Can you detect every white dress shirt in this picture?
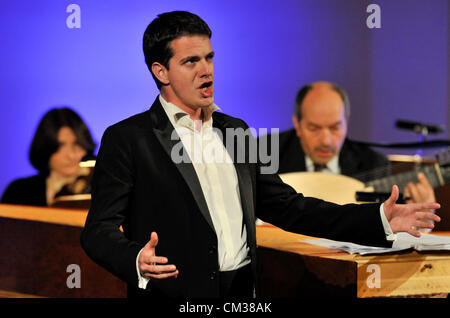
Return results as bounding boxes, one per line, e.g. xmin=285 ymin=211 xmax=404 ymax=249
xmin=305 ymin=155 xmax=340 ymax=174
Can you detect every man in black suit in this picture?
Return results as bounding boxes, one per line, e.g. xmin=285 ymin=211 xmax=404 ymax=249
xmin=80 ymin=11 xmax=440 ymax=299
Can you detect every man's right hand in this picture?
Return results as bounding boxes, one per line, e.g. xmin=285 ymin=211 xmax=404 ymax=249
xmin=138 ymin=232 xmax=179 ymax=279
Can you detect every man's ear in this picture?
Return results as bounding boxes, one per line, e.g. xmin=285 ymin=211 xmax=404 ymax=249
xmin=292 ymin=115 xmax=302 ymax=138
xmin=151 ymin=62 xmax=170 ymax=86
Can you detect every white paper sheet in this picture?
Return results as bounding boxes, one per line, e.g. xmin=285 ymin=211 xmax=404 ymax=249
xmin=303 ymin=233 xmax=450 ymax=255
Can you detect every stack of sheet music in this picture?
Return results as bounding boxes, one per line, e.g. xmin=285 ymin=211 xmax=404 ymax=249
xmin=303 ymin=233 xmax=450 ymax=255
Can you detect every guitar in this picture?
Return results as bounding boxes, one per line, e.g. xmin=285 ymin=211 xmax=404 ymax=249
xmin=279 ymin=151 xmax=450 ymax=205
xmin=364 ymin=160 xmax=450 ymax=193
xmin=279 ymin=172 xmax=366 ymax=204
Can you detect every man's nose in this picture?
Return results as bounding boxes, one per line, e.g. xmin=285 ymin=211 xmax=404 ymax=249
xmin=318 ymin=129 xmax=332 ymax=145
xmin=199 ymin=59 xmax=213 ymax=78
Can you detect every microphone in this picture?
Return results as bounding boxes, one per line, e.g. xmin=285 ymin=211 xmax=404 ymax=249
xmin=395 ymin=119 xmax=444 ymax=135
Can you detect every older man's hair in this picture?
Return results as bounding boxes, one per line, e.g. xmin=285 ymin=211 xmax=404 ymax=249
xmin=294 ymin=82 xmax=351 ymax=122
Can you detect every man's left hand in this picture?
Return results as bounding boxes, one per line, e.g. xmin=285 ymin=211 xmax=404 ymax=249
xmin=383 ymin=185 xmax=441 ymax=237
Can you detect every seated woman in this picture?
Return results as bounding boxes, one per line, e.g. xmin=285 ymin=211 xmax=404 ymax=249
xmin=1 ymin=107 xmax=96 ymax=206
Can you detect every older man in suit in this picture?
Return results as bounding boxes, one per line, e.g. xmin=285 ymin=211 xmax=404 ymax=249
xmin=80 ymin=11 xmax=440 ymax=299
xmin=260 ymin=81 xmax=436 ymax=205
xmin=268 ymin=82 xmax=389 ymax=180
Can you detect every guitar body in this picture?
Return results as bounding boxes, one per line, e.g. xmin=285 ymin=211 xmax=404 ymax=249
xmin=279 ymin=172 xmax=370 ymax=204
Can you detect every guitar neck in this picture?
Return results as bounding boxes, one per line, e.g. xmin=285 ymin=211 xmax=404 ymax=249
xmin=364 ymin=164 xmax=449 ymax=193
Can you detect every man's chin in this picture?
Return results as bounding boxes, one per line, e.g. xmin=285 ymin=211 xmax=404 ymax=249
xmin=312 ymin=155 xmax=333 ymax=165
xmin=199 ymin=96 xmax=214 ymax=107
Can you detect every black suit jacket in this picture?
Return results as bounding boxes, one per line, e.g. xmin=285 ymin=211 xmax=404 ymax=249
xmin=81 ymin=98 xmax=390 ymax=298
xmin=261 ymin=128 xmax=390 ymax=181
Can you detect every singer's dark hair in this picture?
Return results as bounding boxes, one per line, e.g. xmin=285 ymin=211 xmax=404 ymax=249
xmin=142 ymin=11 xmax=212 ymax=89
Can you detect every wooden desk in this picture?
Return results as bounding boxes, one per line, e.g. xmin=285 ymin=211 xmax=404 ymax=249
xmin=256 ymin=226 xmax=450 ymax=298
xmin=0 ymin=204 xmax=126 ymax=298
xmin=2 ymin=203 xmax=449 ymax=298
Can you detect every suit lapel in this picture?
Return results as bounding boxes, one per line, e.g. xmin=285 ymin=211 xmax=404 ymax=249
xmin=339 ymin=139 xmax=359 ymax=176
xmin=149 ymin=99 xmax=216 ymax=233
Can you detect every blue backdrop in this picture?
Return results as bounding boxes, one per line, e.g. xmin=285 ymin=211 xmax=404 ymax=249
xmin=0 ymin=0 xmax=448 ymax=195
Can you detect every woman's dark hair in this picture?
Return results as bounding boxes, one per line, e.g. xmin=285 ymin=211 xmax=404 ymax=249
xmin=142 ymin=11 xmax=212 ymax=89
xmin=29 ymin=107 xmax=96 ymax=175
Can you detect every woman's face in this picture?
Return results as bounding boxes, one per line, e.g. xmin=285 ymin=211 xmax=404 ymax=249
xmin=49 ymin=126 xmax=86 ymax=177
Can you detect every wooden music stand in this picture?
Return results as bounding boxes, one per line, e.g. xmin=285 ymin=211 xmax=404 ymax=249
xmin=51 ymin=194 xmax=92 ymax=210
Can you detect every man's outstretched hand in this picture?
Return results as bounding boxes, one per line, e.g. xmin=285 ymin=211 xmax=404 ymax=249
xmin=383 ymin=185 xmax=441 ymax=237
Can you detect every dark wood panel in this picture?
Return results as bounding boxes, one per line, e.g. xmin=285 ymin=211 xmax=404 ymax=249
xmin=257 ymin=247 xmax=356 ymax=298
xmin=0 ymin=217 xmax=126 ymax=298
xmin=434 ymin=184 xmax=450 ymax=231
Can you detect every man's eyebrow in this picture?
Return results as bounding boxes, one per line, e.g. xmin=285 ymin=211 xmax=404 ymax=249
xmin=180 ymin=55 xmax=200 ymax=64
xmin=179 ymin=51 xmax=215 ymax=64
xmin=329 ymin=120 xmax=343 ymax=127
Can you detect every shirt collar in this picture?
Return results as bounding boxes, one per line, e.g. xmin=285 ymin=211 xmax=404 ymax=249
xmin=159 ymin=95 xmax=220 ymax=130
xmin=305 ymin=154 xmax=341 ymax=174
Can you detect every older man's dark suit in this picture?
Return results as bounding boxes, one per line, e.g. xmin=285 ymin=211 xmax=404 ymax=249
xmin=81 ymin=98 xmax=390 ymax=298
